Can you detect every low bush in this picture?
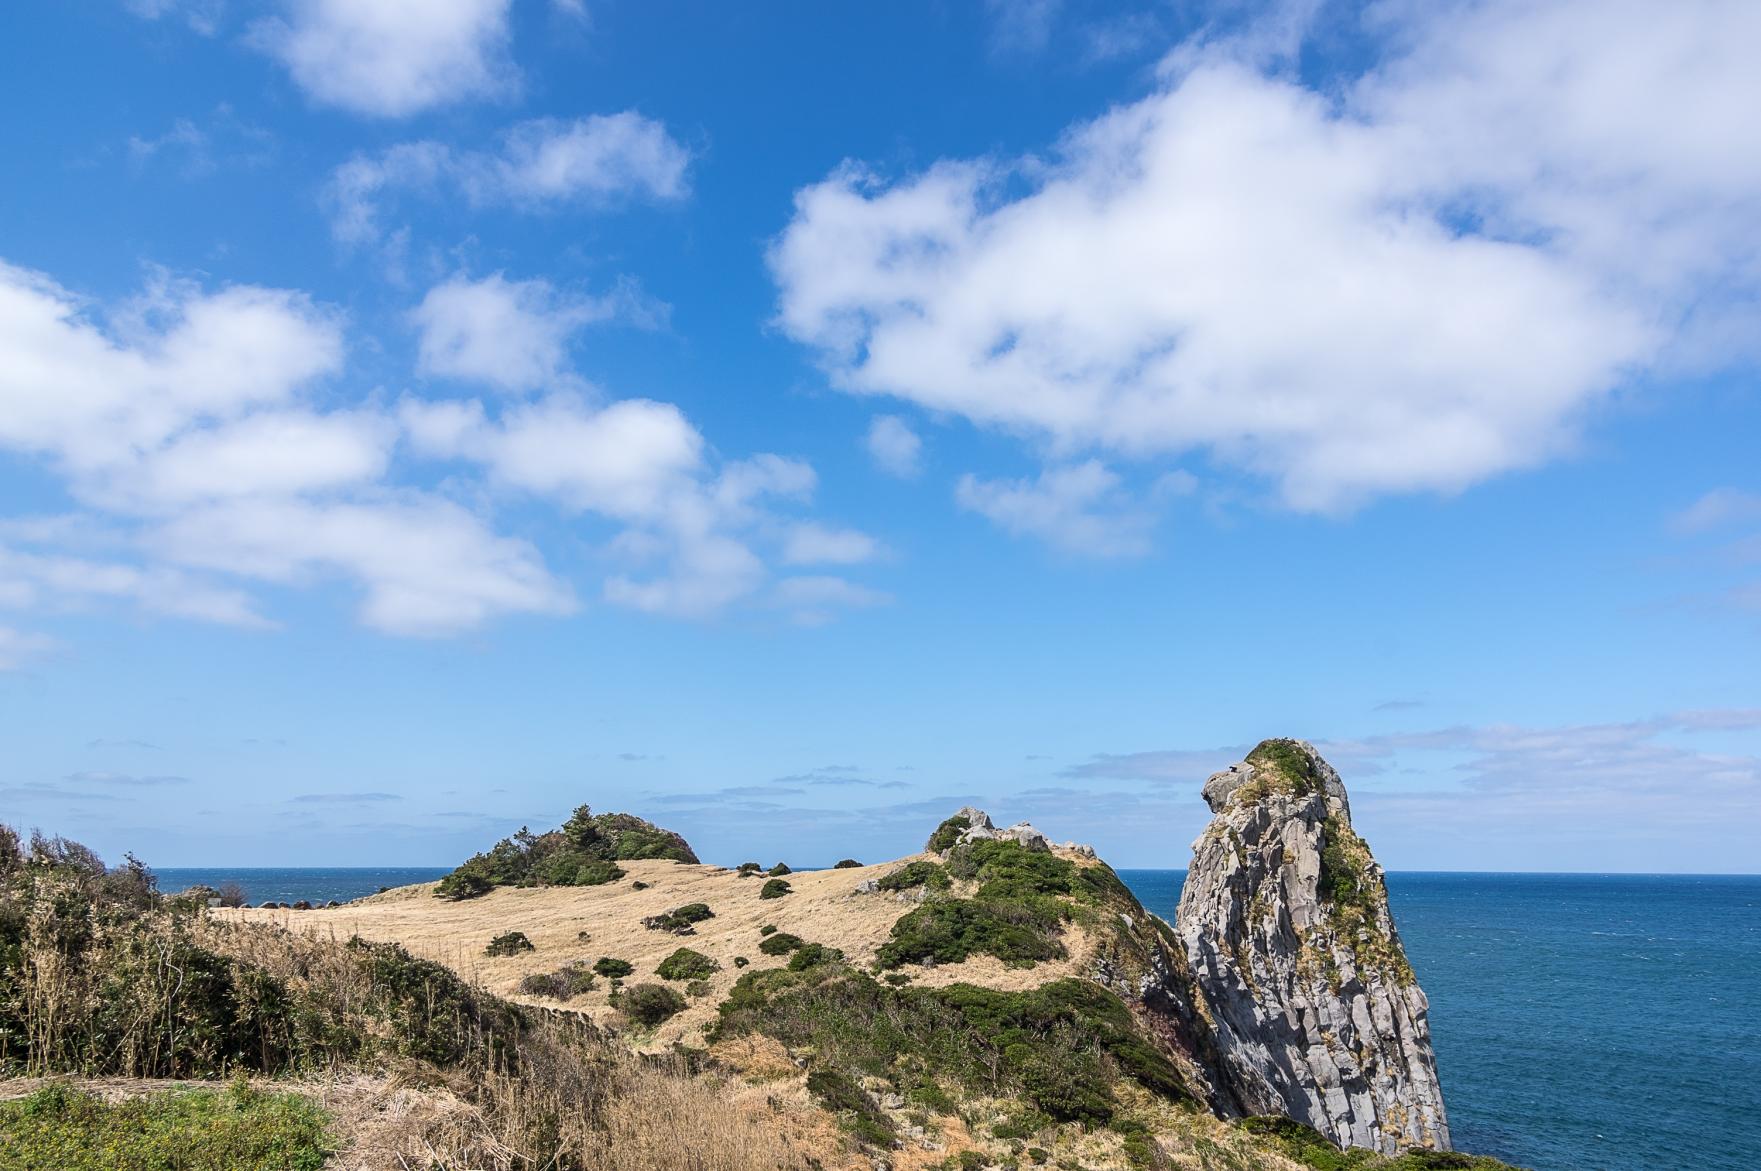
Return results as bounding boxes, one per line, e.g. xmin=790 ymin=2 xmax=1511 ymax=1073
xmin=759 ymin=932 xmax=804 ymax=955
xmin=434 ymin=805 xmax=694 ymax=900
xmin=805 ymin=1068 xmax=895 ymax=1148
xmin=925 ymin=814 xmax=972 ymax=853
xmin=617 ymin=983 xmax=687 ymax=1028
xmin=655 ymin=948 xmax=719 ymax=981
xmin=876 ymin=899 xmax=1064 ymax=969
xmin=767 ymin=863 xmax=792 ymax=876
xmin=786 ymin=943 xmax=843 ymax=971
xmin=833 ymin=859 xmax=862 ymax=869
xmin=759 ymin=879 xmax=792 ymax=900
xmin=485 ymin=931 xmax=535 ymax=957
xmin=592 ymin=956 xmax=634 ymax=979
xmin=877 ymin=860 xmax=951 ymax=893
xmin=644 ymin=902 xmax=715 ymax=932
xmin=0 ymin=1081 xmax=333 ymax=1171
xmin=519 ymin=962 xmax=598 ymax=1001
xmin=759 ymin=924 xmax=778 ymax=935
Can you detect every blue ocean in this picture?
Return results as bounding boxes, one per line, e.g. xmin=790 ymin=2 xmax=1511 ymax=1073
xmin=158 ymin=866 xmax=1761 ymax=1171
xmin=1118 ymin=870 xmax=1761 ymax=1171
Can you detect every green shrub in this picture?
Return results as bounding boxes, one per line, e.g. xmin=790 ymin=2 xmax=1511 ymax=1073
xmin=834 ymin=859 xmax=862 ymax=869
xmin=759 ymin=932 xmax=804 ymax=955
xmin=433 ymin=806 xmax=696 ymax=900
xmin=806 ymin=1068 xmax=895 ymax=1148
xmin=787 ymin=943 xmax=844 ymax=971
xmin=876 ymin=899 xmax=1064 ymax=969
xmin=0 ymin=1082 xmax=333 ymax=1171
xmin=645 ymin=902 xmax=717 ymax=932
xmin=518 ymin=962 xmax=597 ymax=1001
xmin=737 ymin=862 xmax=761 ymax=874
xmin=593 ymin=956 xmax=634 ymax=979
xmin=618 ymin=983 xmax=687 ymax=1028
xmin=485 ymin=931 xmax=535 ymax=957
xmin=878 ymin=860 xmax=951 ymax=893
xmin=759 ymin=879 xmax=792 ymax=900
xmin=767 ymin=863 xmax=792 ymax=876
xmin=759 ymin=924 xmax=778 ymax=935
xmin=685 ymin=979 xmax=712 ymax=998
xmin=656 ymin=947 xmax=720 ymax=981
xmin=925 ymin=814 xmax=972 ymax=853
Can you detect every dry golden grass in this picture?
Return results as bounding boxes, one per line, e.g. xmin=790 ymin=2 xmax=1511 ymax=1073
xmin=220 ymin=851 xmax=1098 ymax=1049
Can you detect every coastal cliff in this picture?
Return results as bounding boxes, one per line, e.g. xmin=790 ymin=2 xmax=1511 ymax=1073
xmin=1174 ymin=739 xmax=1451 ymax=1154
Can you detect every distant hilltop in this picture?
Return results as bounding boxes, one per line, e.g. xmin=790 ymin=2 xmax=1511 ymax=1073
xmin=212 ymin=737 xmax=1500 ymax=1169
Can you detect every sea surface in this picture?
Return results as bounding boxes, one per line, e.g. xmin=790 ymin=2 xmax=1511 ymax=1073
xmin=157 ymin=866 xmax=1761 ymax=1171
xmin=1118 ymin=870 xmax=1761 ymax=1171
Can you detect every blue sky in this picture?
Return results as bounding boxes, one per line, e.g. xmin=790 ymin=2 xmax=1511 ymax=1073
xmin=2 ymin=0 xmax=1757 ymax=873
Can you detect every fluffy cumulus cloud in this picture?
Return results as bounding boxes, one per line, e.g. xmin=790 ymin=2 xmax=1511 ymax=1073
xmin=773 ymin=0 xmax=1761 ymax=524
xmin=0 ymin=259 xmax=573 ymax=636
xmin=250 ymin=0 xmax=517 ymax=118
xmin=325 ymin=113 xmax=691 ymax=244
xmin=401 ymin=393 xmax=882 ymax=620
xmin=864 ymin=415 xmax=922 ymax=478
xmin=956 ymin=462 xmax=1153 ymax=557
xmin=409 ymin=272 xmax=660 ymax=393
xmin=0 ymin=260 xmax=882 ymax=640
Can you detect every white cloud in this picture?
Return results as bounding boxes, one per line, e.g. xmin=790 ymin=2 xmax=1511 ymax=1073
xmin=956 ymin=461 xmax=1153 ymax=557
xmin=1672 ymin=488 xmax=1761 ymax=535
xmin=773 ymin=1 xmax=1761 ymax=515
xmin=410 ymin=273 xmax=645 ymax=392
xmin=774 ymin=575 xmax=892 ymax=625
xmin=402 ymin=395 xmax=879 ymax=620
xmin=0 ymin=261 xmax=344 ymax=479
xmin=782 ymin=523 xmax=884 ymax=566
xmin=125 ymin=0 xmax=224 ymax=36
xmin=864 ymin=414 xmax=922 ymax=478
xmin=0 ymin=625 xmax=56 ymax=671
xmin=152 ymin=496 xmax=573 ymax=636
xmin=0 ymin=259 xmax=572 ymax=636
xmin=325 ymin=113 xmax=690 ymax=244
xmin=250 ymin=0 xmax=517 ymax=118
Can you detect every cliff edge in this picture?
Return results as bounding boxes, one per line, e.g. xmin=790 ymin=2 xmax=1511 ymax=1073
xmin=1175 ymin=739 xmax=1450 ymax=1155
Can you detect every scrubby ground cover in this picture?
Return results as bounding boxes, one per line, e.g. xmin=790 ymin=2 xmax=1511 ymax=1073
xmin=0 ymin=1081 xmax=331 ymax=1171
xmin=435 ymin=806 xmax=697 ymax=900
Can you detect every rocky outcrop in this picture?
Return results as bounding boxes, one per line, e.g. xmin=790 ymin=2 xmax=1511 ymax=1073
xmin=932 ymin=806 xmax=1053 ymax=853
xmin=1174 ymin=739 xmax=1449 ymax=1155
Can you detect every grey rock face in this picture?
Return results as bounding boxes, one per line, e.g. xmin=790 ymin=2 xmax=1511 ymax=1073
xmin=1175 ymin=740 xmax=1449 ymax=1155
xmin=942 ymin=808 xmax=1052 ymax=852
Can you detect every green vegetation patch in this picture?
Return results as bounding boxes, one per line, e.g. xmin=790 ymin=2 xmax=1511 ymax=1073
xmin=758 ymin=932 xmax=804 ymax=956
xmin=1232 ymin=739 xmax=1330 ymax=805
xmin=1237 ymin=1117 xmax=1521 ymax=1171
xmin=485 ymin=931 xmax=535 ymax=957
xmin=759 ymin=878 xmax=793 ymax=900
xmin=876 ymin=840 xmax=1145 ymax=971
xmin=655 ymin=947 xmax=720 ymax=981
xmin=592 ymin=956 xmax=634 ymax=979
xmin=806 ymin=1068 xmax=895 ymax=1148
xmin=833 ymin=859 xmax=862 ymax=869
xmin=877 ymin=860 xmax=951 ymax=893
xmin=0 ymin=1081 xmax=332 ymax=1171
xmin=767 ymin=863 xmax=793 ymax=876
xmin=435 ymin=804 xmax=696 ymax=900
xmin=617 ymin=982 xmax=687 ymax=1028
xmin=925 ymin=814 xmax=972 ymax=853
xmin=1314 ymin=816 xmax=1412 ymax=985
xmin=645 ymin=902 xmax=716 ymax=932
xmin=786 ymin=942 xmax=844 ymax=971
xmin=711 ymin=961 xmax=1190 ymax=1127
xmin=877 ymin=897 xmax=1066 ymax=969
xmin=518 ymin=962 xmax=597 ymax=1001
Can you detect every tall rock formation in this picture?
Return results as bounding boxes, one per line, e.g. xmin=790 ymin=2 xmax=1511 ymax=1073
xmin=1174 ymin=739 xmax=1450 ymax=1155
